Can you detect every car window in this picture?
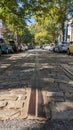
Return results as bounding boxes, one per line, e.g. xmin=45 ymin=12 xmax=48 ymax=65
xmin=0 ymin=38 xmax=5 ymax=43
xmin=62 ymin=42 xmax=68 ymax=44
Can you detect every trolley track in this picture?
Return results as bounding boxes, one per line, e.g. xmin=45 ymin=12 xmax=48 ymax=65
xmin=41 ymin=52 xmax=73 ymax=81
xmin=0 ymin=51 xmax=73 ymax=121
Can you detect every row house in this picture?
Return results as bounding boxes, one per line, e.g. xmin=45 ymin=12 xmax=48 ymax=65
xmin=67 ymin=19 xmax=73 ymax=42
xmin=58 ymin=18 xmax=73 ymax=42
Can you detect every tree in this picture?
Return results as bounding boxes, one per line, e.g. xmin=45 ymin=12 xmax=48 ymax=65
xmin=0 ymin=0 xmax=28 ymax=39
xmin=0 ymin=0 xmax=73 ymax=42
xmin=29 ymin=0 xmax=73 ymax=41
xmin=21 ymin=27 xmax=34 ymax=44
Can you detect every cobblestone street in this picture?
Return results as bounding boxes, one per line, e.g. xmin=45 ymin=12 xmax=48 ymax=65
xmin=0 ymin=49 xmax=73 ymax=130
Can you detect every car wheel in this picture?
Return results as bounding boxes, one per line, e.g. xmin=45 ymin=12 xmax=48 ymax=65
xmin=6 ymin=49 xmax=8 ymax=54
xmin=12 ymin=49 xmax=14 ymax=53
xmin=67 ymin=49 xmax=70 ymax=55
xmin=58 ymin=47 xmax=61 ymax=53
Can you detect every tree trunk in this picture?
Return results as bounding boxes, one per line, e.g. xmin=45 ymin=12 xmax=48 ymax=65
xmin=61 ymin=22 xmax=64 ymax=41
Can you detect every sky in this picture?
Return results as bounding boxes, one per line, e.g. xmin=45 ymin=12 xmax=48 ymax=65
xmin=18 ymin=2 xmax=35 ymax=26
xmin=26 ymin=17 xmax=35 ymax=26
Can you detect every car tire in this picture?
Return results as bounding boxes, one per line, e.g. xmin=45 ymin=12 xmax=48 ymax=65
xmin=58 ymin=47 xmax=61 ymax=53
xmin=67 ymin=49 xmax=70 ymax=55
xmin=6 ymin=49 xmax=8 ymax=54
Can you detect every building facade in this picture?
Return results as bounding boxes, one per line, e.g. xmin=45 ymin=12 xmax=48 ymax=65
xmin=58 ymin=18 xmax=73 ymax=42
xmin=67 ymin=19 xmax=73 ymax=42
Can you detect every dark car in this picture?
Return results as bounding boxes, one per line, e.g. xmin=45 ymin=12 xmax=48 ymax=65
xmin=0 ymin=45 xmax=1 ymax=56
xmin=0 ymin=38 xmax=8 ymax=54
xmin=9 ymin=40 xmax=18 ymax=52
xmin=7 ymin=44 xmax=14 ymax=53
xmin=27 ymin=44 xmax=34 ymax=49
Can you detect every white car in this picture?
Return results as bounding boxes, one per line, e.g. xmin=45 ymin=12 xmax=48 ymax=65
xmin=49 ymin=43 xmax=55 ymax=51
xmin=43 ymin=44 xmax=50 ymax=50
xmin=53 ymin=42 xmax=69 ymax=52
xmin=43 ymin=44 xmax=55 ymax=51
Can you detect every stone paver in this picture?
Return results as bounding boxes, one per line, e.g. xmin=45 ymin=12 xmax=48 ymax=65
xmin=47 ymin=91 xmax=64 ymax=97
xmin=0 ymin=101 xmax=7 ymax=108
xmin=50 ymin=101 xmax=73 ymax=120
xmin=47 ymin=91 xmax=65 ymax=102
xmin=7 ymin=101 xmax=24 ymax=109
xmin=0 ymin=109 xmax=20 ymax=120
xmin=0 ymin=52 xmax=73 ymax=123
xmin=0 ymin=88 xmax=31 ymax=120
xmin=0 ymin=95 xmax=18 ymax=101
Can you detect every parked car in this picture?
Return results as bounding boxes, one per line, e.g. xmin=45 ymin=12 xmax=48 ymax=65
xmin=7 ymin=44 xmax=14 ymax=53
xmin=49 ymin=43 xmax=55 ymax=51
xmin=53 ymin=44 xmax=59 ymax=52
xmin=0 ymin=38 xmax=8 ymax=54
xmin=67 ymin=41 xmax=73 ymax=55
xmin=53 ymin=41 xmax=69 ymax=52
xmin=0 ymin=45 xmax=1 ymax=56
xmin=9 ymin=40 xmax=18 ymax=52
xmin=43 ymin=44 xmax=51 ymax=50
xmin=18 ymin=43 xmax=26 ymax=52
xmin=27 ymin=44 xmax=34 ymax=49
xmin=43 ymin=44 xmax=55 ymax=51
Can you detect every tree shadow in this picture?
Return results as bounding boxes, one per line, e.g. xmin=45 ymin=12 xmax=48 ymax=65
xmin=0 ymin=51 xmax=73 ymax=129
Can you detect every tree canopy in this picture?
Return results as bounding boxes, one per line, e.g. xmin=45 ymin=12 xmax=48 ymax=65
xmin=0 ymin=0 xmax=73 ymax=43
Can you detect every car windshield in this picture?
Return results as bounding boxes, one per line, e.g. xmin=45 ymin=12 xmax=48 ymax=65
xmin=62 ymin=42 xmax=68 ymax=44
